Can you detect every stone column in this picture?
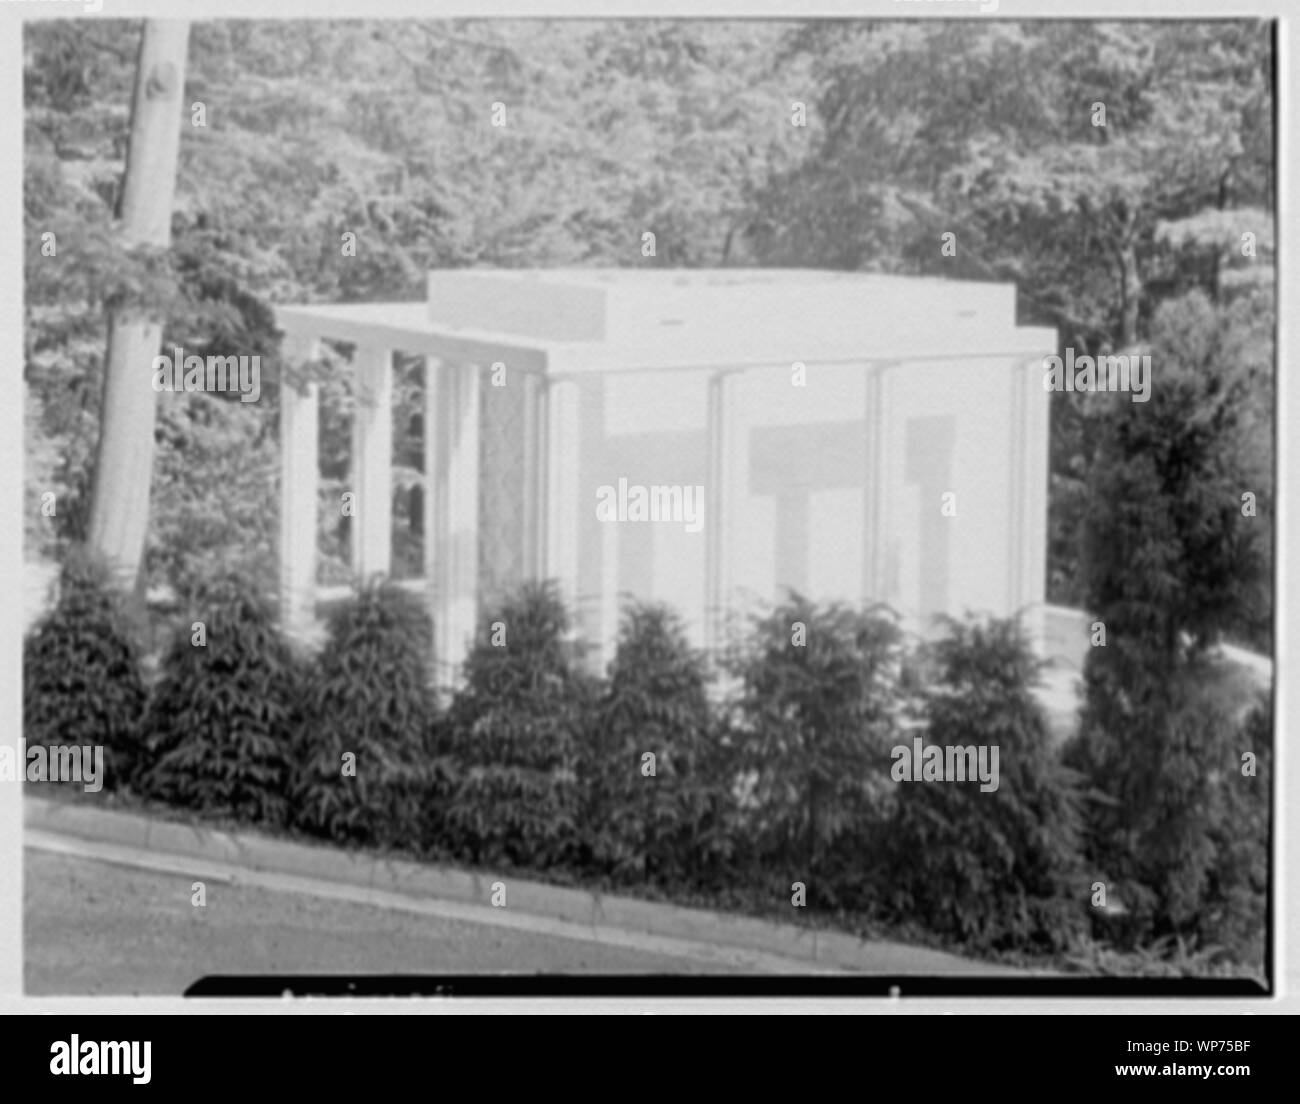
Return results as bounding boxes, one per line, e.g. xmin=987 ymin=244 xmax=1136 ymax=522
xmin=279 ymin=333 xmax=321 ymax=641
xmin=431 ymin=359 xmax=481 ymax=681
xmin=544 ymin=378 xmax=582 ymax=614
xmin=705 ymin=370 xmax=740 ymax=653
xmin=861 ymin=361 xmax=898 ymax=604
xmin=599 ymin=488 xmax=620 ymax=670
xmin=350 ymin=345 xmax=393 ymax=583
xmin=420 ymin=356 xmax=438 ymax=678
xmin=1017 ymin=355 xmax=1051 ymax=651
xmin=521 ymin=371 xmax=545 ymax=581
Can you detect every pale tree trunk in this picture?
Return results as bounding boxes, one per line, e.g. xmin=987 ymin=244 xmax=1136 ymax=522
xmin=1113 ymin=207 xmax=1143 ymax=349
xmin=1117 ymin=241 xmax=1142 ymax=348
xmin=86 ymin=20 xmax=190 ymax=593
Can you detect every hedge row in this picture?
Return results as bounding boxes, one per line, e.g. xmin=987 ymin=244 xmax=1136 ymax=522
xmin=23 ymin=554 xmax=1269 ymax=966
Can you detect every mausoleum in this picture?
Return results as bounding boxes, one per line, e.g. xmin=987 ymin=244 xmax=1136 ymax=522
xmin=275 ymin=269 xmax=1056 ymax=684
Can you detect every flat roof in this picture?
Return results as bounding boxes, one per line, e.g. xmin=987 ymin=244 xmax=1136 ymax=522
xmin=276 ymin=269 xmax=1056 ymax=373
xmin=454 ymin=266 xmax=997 ymax=289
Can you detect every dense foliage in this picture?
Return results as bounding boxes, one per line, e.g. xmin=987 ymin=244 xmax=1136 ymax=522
xmin=290 ymin=581 xmax=443 ymax=848
xmin=23 ymin=562 xmax=1269 ymax=975
xmin=581 ymin=602 xmax=730 ymax=887
xmin=726 ymin=595 xmax=905 ymax=909
xmin=1067 ymin=650 xmax=1271 ymax=962
xmin=1066 ymin=290 xmax=1272 ymax=962
xmin=138 ymin=576 xmax=298 ymax=822
xmin=434 ymin=582 xmax=593 ymax=869
xmin=23 ymin=548 xmax=149 ymax=788
xmin=885 ymin=617 xmax=1087 ymax=954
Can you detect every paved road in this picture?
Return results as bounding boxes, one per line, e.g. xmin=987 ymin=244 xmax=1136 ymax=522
xmin=25 ymin=850 xmax=744 ymax=994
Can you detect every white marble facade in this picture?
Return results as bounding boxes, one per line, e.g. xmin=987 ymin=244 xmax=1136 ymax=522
xmin=276 ymin=269 xmax=1055 ymax=682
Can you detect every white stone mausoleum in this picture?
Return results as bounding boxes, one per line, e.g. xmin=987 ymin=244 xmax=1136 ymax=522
xmin=275 ymin=269 xmax=1056 ymax=684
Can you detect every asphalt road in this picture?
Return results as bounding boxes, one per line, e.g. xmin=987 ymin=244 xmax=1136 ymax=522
xmin=24 ymin=850 xmax=742 ymax=994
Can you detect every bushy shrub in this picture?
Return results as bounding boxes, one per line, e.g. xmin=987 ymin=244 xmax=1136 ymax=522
xmin=580 ymin=602 xmax=730 ymax=887
xmin=138 ymin=576 xmax=300 ymax=823
xmin=290 ymin=581 xmax=443 ymax=849
xmin=726 ymin=594 xmax=904 ymax=907
xmin=23 ymin=548 xmax=148 ymax=789
xmin=885 ymin=616 xmax=1087 ymax=954
xmin=1067 ymin=644 xmax=1270 ymax=967
xmin=436 ymin=581 xmax=593 ymax=869
xmin=1200 ymin=693 xmax=1270 ymax=973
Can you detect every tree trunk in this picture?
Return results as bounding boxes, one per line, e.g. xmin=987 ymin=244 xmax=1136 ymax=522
xmin=86 ymin=20 xmax=190 ymax=593
xmin=1118 ymin=243 xmax=1141 ymax=347
xmin=1114 ymin=214 xmax=1143 ymax=348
